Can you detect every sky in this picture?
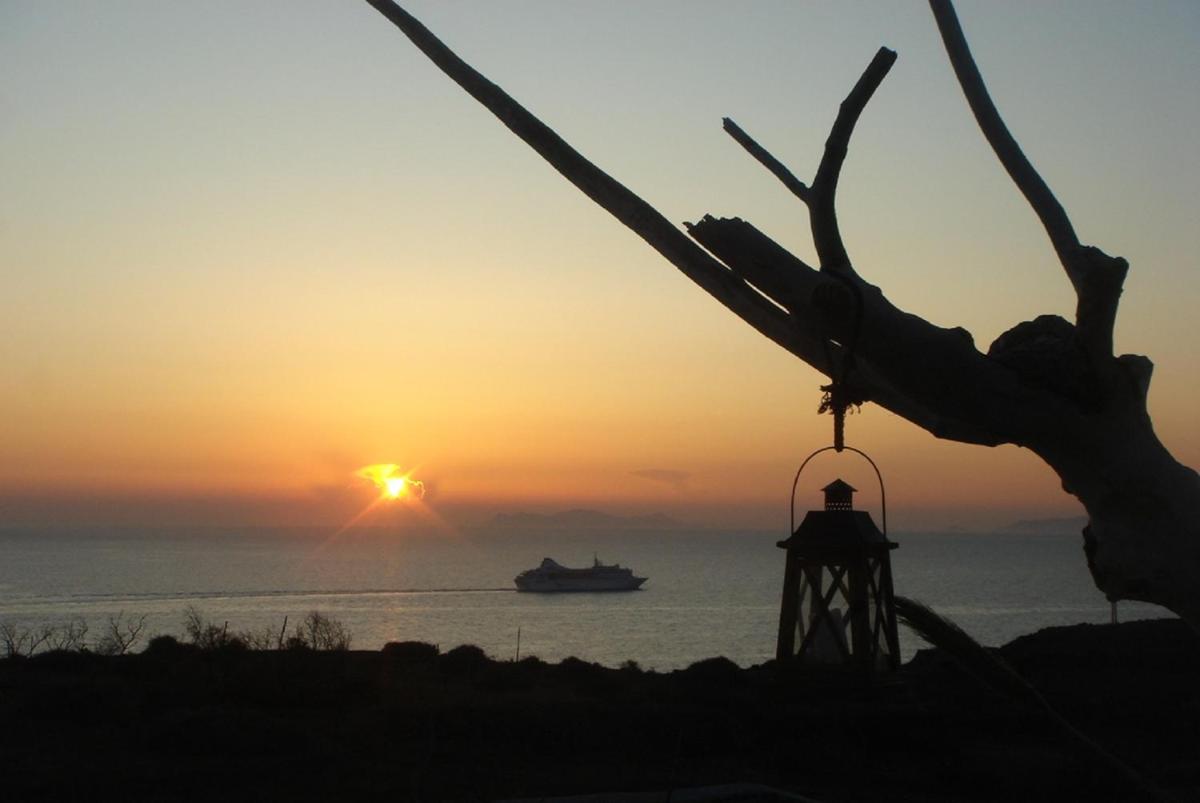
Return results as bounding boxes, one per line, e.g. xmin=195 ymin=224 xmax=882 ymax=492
xmin=2 ymin=1 xmax=1198 ymax=532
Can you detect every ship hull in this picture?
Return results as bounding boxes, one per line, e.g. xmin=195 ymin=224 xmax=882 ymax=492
xmin=514 ymin=576 xmax=646 ymax=593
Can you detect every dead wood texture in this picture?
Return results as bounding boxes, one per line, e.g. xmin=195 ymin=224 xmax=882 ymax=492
xmin=365 ymin=0 xmax=1200 ymax=627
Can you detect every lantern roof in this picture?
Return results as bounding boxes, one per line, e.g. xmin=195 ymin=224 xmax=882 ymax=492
xmin=777 ymin=509 xmax=894 ymax=553
xmin=822 ymin=479 xmax=857 ymax=494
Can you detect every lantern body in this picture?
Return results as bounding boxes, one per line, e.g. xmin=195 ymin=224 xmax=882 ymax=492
xmin=777 ymin=479 xmax=900 ymax=672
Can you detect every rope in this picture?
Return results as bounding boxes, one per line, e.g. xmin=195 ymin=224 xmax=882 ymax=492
xmin=817 ymin=272 xmax=868 ymax=451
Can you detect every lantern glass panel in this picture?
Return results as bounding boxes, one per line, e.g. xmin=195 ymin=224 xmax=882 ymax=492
xmin=798 ymin=562 xmax=853 ymax=663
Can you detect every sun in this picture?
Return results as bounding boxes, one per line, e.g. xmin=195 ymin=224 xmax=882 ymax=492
xmin=357 ymin=463 xmax=425 ymax=501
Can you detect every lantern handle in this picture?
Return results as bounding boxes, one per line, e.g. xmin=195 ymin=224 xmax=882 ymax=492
xmin=789 ymin=445 xmax=887 ymax=536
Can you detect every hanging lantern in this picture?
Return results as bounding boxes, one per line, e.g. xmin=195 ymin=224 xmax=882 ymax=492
xmin=776 ymin=447 xmax=900 ymax=673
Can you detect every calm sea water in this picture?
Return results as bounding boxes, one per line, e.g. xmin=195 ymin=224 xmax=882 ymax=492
xmin=0 ymin=526 xmax=1171 ymax=669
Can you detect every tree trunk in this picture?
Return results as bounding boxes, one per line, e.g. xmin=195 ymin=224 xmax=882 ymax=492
xmin=1041 ymin=397 xmax=1200 ymax=624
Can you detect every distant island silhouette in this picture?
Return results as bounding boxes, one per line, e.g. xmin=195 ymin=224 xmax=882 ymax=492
xmin=487 ymin=508 xmax=685 ymax=531
xmin=1003 ymin=516 xmax=1089 ymax=534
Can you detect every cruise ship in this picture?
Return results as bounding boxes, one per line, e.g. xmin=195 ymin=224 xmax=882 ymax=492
xmin=514 ymin=556 xmax=646 ymax=592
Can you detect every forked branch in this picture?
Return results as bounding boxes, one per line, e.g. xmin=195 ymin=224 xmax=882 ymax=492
xmin=725 ymin=47 xmax=896 ymax=273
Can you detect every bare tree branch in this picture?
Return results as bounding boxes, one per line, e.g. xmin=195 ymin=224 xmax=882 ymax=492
xmin=722 ymin=118 xmax=811 ymax=203
xmin=724 ymin=48 xmax=895 ymax=274
xmin=928 ymin=0 xmax=1078 ymax=258
xmin=362 ymin=0 xmax=832 ymax=373
xmin=810 ymin=47 xmax=897 ymax=272
xmin=928 ymin=0 xmax=1128 ymax=361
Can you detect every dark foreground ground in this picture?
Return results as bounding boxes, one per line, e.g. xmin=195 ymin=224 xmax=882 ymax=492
xmin=2 ymin=620 xmax=1197 ymax=802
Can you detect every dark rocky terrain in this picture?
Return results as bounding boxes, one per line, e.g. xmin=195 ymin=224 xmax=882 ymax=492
xmin=2 ymin=619 xmax=1197 ymax=802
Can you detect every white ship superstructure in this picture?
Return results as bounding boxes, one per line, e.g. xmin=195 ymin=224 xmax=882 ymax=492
xmin=514 ymin=556 xmax=646 ymax=592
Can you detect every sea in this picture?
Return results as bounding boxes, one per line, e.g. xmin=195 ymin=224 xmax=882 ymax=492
xmin=0 ymin=525 xmax=1173 ymax=670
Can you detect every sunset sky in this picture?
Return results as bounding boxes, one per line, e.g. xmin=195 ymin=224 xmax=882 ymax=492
xmin=3 ymin=1 xmax=1197 ymax=531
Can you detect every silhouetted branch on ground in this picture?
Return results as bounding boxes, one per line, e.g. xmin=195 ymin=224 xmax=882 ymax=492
xmin=897 ymin=597 xmax=1174 ymax=802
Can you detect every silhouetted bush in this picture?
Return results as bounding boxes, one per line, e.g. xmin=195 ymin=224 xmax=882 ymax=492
xmin=556 ymin=655 xmax=606 ymax=680
xmin=144 ymin=634 xmax=192 ymax=657
xmin=381 ymin=640 xmax=439 ymax=663
xmin=1 ymin=621 xmax=51 ymax=658
xmin=680 ymin=656 xmax=743 ymax=685
xmin=234 ymin=626 xmax=278 ymax=650
xmin=181 ymin=607 xmax=291 ymax=652
xmin=94 ymin=612 xmax=147 ymax=656
xmin=183 ymin=606 xmax=241 ymax=650
xmin=29 ymin=647 xmax=97 ymax=671
xmin=46 ymin=618 xmax=90 ymax=652
xmin=439 ymin=644 xmax=490 ymax=675
xmin=517 ymin=655 xmax=547 ymax=670
xmin=553 ymin=655 xmax=626 ymax=697
xmin=477 ymin=659 xmax=536 ymax=692
xmin=1 ymin=618 xmax=100 ymax=658
xmin=293 ymin=611 xmax=352 ymax=651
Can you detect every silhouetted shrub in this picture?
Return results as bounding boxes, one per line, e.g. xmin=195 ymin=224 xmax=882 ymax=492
xmin=183 ymin=606 xmax=240 ymax=650
xmin=439 ymin=644 xmax=490 ymax=675
xmin=678 ymin=656 xmax=744 ymax=688
xmin=1 ymin=619 xmax=49 ymax=657
xmin=29 ymin=648 xmax=96 ymax=671
xmin=381 ymin=641 xmax=439 ymax=663
xmin=284 ymin=635 xmax=311 ymax=651
xmin=476 ymin=659 xmax=537 ymax=692
xmin=294 ymin=611 xmax=351 ymax=651
xmin=234 ymin=626 xmax=278 ymax=650
xmin=144 ymin=634 xmax=189 ymax=657
xmin=46 ymin=618 xmax=90 ymax=652
xmin=556 ymin=655 xmax=606 ymax=679
xmin=517 ymin=655 xmax=547 ymax=670
xmin=180 ymin=607 xmax=287 ymax=652
xmin=1 ymin=618 xmax=95 ymax=658
xmin=94 ymin=612 xmax=147 ymax=656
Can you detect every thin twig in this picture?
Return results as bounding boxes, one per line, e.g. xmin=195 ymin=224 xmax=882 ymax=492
xmin=722 ymin=118 xmax=810 ymax=203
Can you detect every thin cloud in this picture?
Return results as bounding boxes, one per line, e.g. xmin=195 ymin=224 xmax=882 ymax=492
xmin=631 ymin=469 xmax=690 ymax=490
